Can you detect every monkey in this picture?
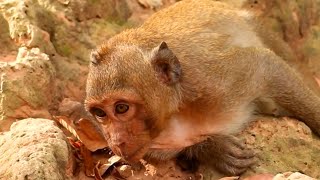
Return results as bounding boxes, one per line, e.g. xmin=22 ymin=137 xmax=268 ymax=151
xmin=84 ymin=0 xmax=320 ymax=176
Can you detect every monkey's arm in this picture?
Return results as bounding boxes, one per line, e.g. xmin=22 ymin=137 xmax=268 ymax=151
xmin=177 ymin=134 xmax=255 ymax=175
xmin=256 ymin=48 xmax=320 ymax=136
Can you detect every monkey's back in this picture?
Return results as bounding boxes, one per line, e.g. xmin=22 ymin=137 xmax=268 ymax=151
xmin=140 ymin=0 xmax=264 ymax=51
xmin=102 ymin=0 xmax=268 ymax=96
xmin=106 ymin=0 xmax=264 ymax=56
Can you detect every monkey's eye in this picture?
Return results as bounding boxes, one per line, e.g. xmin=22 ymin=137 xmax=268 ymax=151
xmin=115 ymin=104 xmax=129 ymax=114
xmin=90 ymin=107 xmax=107 ymax=118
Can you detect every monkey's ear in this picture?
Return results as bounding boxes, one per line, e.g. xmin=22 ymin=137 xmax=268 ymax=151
xmin=150 ymin=41 xmax=182 ymax=85
xmin=90 ymin=50 xmax=102 ymax=65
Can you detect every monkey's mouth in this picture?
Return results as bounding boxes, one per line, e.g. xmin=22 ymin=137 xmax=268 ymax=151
xmin=121 ymin=144 xmax=150 ymax=163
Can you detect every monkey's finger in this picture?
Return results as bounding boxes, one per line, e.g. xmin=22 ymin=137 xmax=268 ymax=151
xmin=227 ymin=147 xmax=255 ymax=159
xmin=213 ymin=161 xmax=248 ymax=176
xmin=228 ymin=136 xmax=247 ymax=150
xmin=223 ymin=154 xmax=256 ymax=169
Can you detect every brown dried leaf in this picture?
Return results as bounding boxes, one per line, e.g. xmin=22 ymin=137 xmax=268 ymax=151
xmin=111 ymin=168 xmax=126 ymax=180
xmin=74 ymin=118 xmax=108 ymax=151
xmin=67 ymin=137 xmax=82 ymax=149
xmin=80 ymin=144 xmax=95 ymax=177
xmin=97 ymin=163 xmax=111 ymax=177
xmin=54 ymin=115 xmax=108 ymax=152
xmin=53 ymin=115 xmax=80 ymax=139
xmin=99 ymin=155 xmax=122 ymax=175
xmin=94 ymin=162 xmax=103 ymax=180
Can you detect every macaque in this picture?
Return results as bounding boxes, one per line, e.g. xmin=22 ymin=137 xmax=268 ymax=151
xmin=85 ymin=0 xmax=320 ymax=175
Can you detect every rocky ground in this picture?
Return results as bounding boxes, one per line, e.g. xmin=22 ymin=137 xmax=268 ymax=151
xmin=0 ymin=0 xmax=320 ymax=179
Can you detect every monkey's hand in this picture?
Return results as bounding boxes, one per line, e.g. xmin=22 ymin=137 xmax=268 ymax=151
xmin=178 ymin=134 xmax=255 ymax=176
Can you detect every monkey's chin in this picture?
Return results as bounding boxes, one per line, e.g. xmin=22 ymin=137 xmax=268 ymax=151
xmin=122 ymin=145 xmax=150 ymax=163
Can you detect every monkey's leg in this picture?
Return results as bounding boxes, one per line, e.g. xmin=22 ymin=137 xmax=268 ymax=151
xmin=177 ymin=134 xmax=255 ymax=176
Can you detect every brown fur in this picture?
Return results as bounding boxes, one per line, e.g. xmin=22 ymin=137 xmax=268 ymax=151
xmin=85 ymin=0 xmax=320 ymax=175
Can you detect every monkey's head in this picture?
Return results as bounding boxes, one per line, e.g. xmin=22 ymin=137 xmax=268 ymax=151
xmin=85 ymin=41 xmax=182 ymax=162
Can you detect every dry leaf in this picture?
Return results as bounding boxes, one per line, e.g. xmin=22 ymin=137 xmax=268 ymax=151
xmin=111 ymin=168 xmax=126 ymax=180
xmin=74 ymin=118 xmax=108 ymax=151
xmin=67 ymin=137 xmax=82 ymax=149
xmin=94 ymin=162 xmax=103 ymax=180
xmin=97 ymin=155 xmax=122 ymax=175
xmin=54 ymin=116 xmax=80 ymax=140
xmin=80 ymin=144 xmax=95 ymax=177
xmin=54 ymin=115 xmax=108 ymax=152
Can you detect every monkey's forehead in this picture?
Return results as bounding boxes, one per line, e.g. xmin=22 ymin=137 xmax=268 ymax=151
xmin=86 ymin=66 xmax=129 ymax=97
xmin=85 ymin=86 xmax=143 ymax=105
xmin=86 ymin=62 xmax=157 ymax=99
xmin=93 ymin=43 xmax=149 ymax=65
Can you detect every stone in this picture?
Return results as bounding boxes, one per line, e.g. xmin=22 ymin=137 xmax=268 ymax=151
xmin=0 ymin=118 xmax=73 ymax=180
xmin=241 ymin=117 xmax=320 ymax=179
xmin=0 ymin=47 xmax=56 ymax=131
xmin=273 ymin=172 xmax=316 ymax=180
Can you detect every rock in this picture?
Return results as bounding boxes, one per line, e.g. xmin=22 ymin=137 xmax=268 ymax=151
xmin=273 ymin=172 xmax=316 ymax=180
xmin=0 ymin=118 xmax=73 ymax=180
xmin=0 ymin=47 xmax=56 ymax=131
xmin=126 ymin=0 xmax=177 ymax=25
xmin=70 ymin=0 xmax=131 ymax=22
xmin=0 ymin=15 xmax=17 ymax=63
xmin=234 ymin=172 xmax=316 ymax=180
xmin=0 ymin=0 xmax=56 ymax=54
xmin=241 ymin=117 xmax=320 ymax=179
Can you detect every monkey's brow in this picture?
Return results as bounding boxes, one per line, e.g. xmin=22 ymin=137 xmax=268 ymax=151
xmin=86 ymin=92 xmax=142 ymax=105
xmin=84 ymin=97 xmax=106 ymax=107
xmin=85 ymin=98 xmax=108 ymax=106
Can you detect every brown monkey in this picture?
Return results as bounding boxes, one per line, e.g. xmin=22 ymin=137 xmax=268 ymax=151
xmin=85 ymin=0 xmax=320 ymax=175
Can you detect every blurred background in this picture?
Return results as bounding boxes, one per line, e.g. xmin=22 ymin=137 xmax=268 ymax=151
xmin=0 ymin=0 xmax=320 ymax=130
xmin=0 ymin=1 xmax=320 ymax=179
